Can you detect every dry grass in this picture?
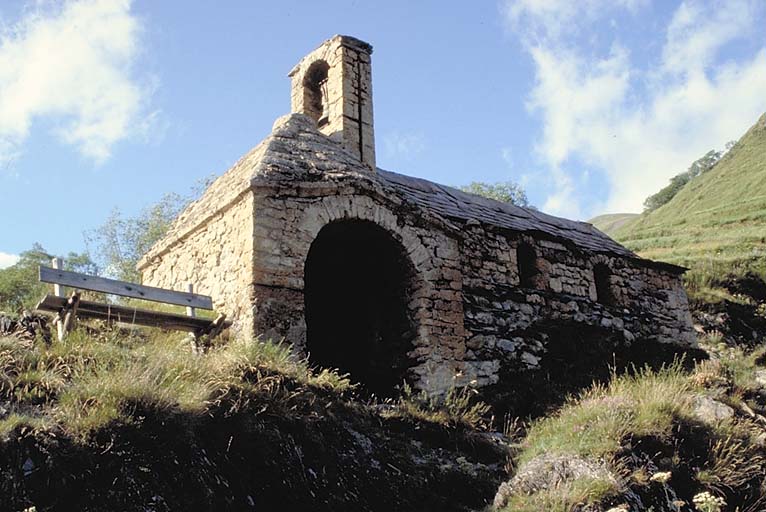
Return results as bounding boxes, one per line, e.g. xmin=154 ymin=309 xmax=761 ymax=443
xmin=384 ymin=382 xmax=491 ymax=430
xmin=518 ymin=362 xmax=692 ymax=467
xmin=501 ymin=355 xmax=766 ymax=511
xmin=0 ymin=327 xmax=352 ymax=441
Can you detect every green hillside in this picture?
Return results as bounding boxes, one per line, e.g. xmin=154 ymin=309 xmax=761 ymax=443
xmin=613 ymin=113 xmax=766 ymax=282
xmin=589 ymin=213 xmax=639 ymax=236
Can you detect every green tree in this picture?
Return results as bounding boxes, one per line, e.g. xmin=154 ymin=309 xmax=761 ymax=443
xmin=458 ymin=181 xmax=532 ymax=208
xmin=0 ymin=244 xmax=96 ymax=312
xmin=85 ymin=175 xmax=215 ymax=282
xmin=86 ymin=193 xmax=188 ymax=282
xmin=643 ymin=146 xmax=733 ymax=213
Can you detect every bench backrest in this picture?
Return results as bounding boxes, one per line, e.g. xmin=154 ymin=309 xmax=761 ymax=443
xmin=39 ymin=266 xmax=213 ymax=310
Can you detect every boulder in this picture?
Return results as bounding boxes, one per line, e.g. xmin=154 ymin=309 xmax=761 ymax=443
xmin=692 ymin=395 xmax=734 ymax=425
xmin=492 ymin=453 xmax=619 ymax=510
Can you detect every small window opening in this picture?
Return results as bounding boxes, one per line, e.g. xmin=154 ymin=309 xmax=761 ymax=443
xmin=517 ymin=242 xmax=539 ymax=288
xmin=593 ymin=263 xmax=615 ymax=306
xmin=303 ymin=61 xmax=330 ymax=127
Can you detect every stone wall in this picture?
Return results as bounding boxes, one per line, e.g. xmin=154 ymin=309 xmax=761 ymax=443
xmin=459 ymin=222 xmax=696 ymax=389
xmin=246 ymin=186 xmax=472 ymax=394
xmin=139 ymin=193 xmax=256 ymax=334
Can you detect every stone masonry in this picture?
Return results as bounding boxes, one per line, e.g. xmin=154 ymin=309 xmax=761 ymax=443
xmin=138 ymin=35 xmax=696 ymax=395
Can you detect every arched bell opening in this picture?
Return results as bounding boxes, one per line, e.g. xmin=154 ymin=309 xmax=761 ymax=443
xmin=302 ymin=60 xmax=330 ymax=127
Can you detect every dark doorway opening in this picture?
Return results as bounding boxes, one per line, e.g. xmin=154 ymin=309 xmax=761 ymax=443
xmin=517 ymin=242 xmax=540 ymax=288
xmin=304 ymin=220 xmax=416 ymax=397
xmin=594 ymin=263 xmax=616 ymax=306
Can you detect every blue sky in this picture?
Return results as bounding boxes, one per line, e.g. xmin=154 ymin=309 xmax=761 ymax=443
xmin=1 ymin=0 xmax=765 ymax=268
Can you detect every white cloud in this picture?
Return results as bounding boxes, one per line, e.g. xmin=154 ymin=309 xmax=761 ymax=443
xmin=383 ymin=131 xmax=426 ymax=160
xmin=504 ymin=0 xmax=766 ymax=217
xmin=663 ymin=0 xmax=758 ymax=74
xmin=0 ymin=252 xmax=19 ymax=269
xmin=504 ymin=0 xmax=647 ymax=42
xmin=0 ymin=0 xmax=154 ymax=165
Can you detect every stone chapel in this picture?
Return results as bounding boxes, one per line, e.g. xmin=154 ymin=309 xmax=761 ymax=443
xmin=138 ymin=35 xmax=696 ymax=396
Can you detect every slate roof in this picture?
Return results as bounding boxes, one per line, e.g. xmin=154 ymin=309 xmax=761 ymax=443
xmin=378 ymin=169 xmax=638 ymax=259
xmin=141 ymin=113 xmax=683 ymax=274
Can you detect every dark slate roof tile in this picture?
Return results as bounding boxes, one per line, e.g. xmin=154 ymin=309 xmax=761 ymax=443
xmin=378 ymin=168 xmax=637 ymax=259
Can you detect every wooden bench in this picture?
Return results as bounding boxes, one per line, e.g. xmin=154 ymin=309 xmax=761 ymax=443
xmin=35 ymin=258 xmax=229 ymax=349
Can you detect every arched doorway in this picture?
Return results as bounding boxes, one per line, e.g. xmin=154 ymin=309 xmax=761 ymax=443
xmin=304 ymin=220 xmax=417 ymax=397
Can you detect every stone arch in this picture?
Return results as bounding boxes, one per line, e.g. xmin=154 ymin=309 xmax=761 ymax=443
xmin=286 ymin=195 xmax=463 ymax=394
xmin=302 ymin=60 xmax=330 ymax=126
xmin=304 ymin=219 xmax=418 ymax=396
xmin=268 ymin=195 xmax=469 ymax=394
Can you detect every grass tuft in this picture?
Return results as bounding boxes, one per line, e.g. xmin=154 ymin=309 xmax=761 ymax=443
xmin=384 ymin=382 xmax=491 ymax=430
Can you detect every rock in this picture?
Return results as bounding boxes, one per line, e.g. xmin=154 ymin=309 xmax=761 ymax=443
xmin=754 ymin=369 xmax=766 ymax=388
xmin=520 ymin=352 xmax=540 ymax=369
xmin=466 ymin=335 xmax=487 ymax=350
xmin=492 ymin=453 xmax=619 ymax=510
xmin=692 ymin=395 xmax=734 ymax=425
xmin=496 ymin=339 xmax=516 ymax=353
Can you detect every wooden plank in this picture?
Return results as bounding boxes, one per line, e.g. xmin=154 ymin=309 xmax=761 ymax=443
xmin=35 ymin=295 xmax=224 ymax=332
xmin=186 ymin=283 xmax=196 ymax=318
xmin=52 ymin=258 xmax=65 ymax=341
xmin=39 ymin=266 xmax=213 ymax=310
xmin=52 ymin=258 xmax=64 ymax=298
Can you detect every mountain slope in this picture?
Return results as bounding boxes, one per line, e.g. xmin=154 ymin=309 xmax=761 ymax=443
xmin=589 ymin=213 xmax=639 ymax=237
xmin=613 ymin=113 xmax=766 ymax=272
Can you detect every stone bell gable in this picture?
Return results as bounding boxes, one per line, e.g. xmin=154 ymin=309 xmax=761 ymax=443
xmin=138 ymin=36 xmax=696 ymax=396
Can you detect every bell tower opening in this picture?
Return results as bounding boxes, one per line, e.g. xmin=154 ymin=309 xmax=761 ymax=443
xmin=302 ymin=60 xmax=330 ymax=127
xmin=288 ymin=35 xmax=376 ymax=170
xmin=303 ymin=220 xmax=416 ymax=397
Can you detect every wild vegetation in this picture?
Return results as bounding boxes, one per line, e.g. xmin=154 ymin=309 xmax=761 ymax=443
xmin=607 ymin=114 xmax=766 ymax=285
xmin=642 ymin=146 xmax=733 ymax=213
xmin=570 ymin=112 xmax=766 ymax=512
xmin=0 ymin=325 xmax=507 ymax=511
xmin=458 ymin=181 xmax=532 ymax=208
xmin=496 ymin=341 xmax=766 ymax=511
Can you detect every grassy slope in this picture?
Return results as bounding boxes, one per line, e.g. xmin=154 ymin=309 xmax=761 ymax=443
xmin=499 ymin=340 xmax=766 ymax=511
xmin=589 ymin=213 xmax=639 ymax=236
xmin=612 ymin=113 xmax=766 ymax=277
xmin=0 ymin=328 xmax=505 ymax=511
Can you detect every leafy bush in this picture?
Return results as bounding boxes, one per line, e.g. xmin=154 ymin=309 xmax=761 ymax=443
xmin=457 ymin=181 xmax=532 ymax=208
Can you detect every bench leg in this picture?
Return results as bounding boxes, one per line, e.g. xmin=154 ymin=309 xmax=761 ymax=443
xmin=188 ymin=332 xmax=201 ymax=355
xmin=56 ymin=292 xmax=80 ymax=342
